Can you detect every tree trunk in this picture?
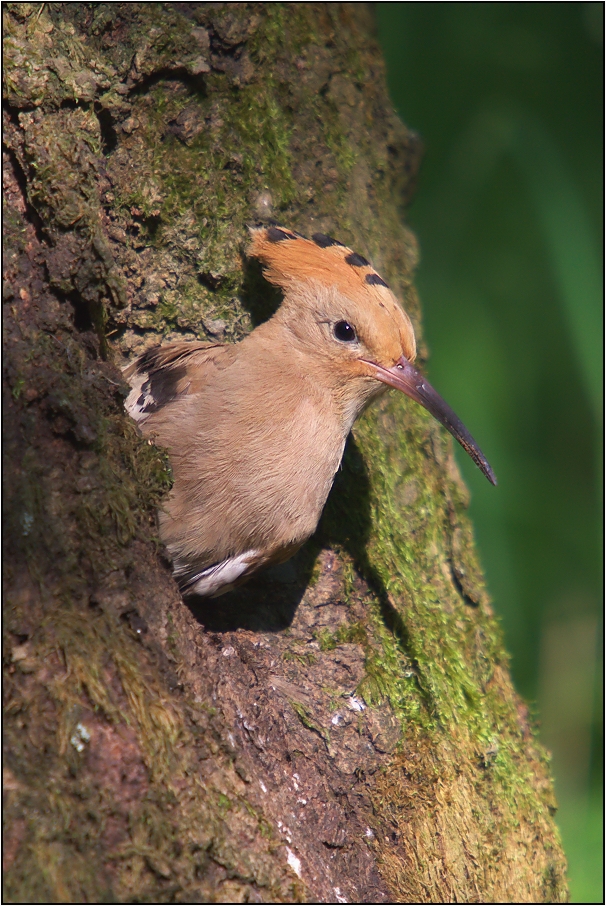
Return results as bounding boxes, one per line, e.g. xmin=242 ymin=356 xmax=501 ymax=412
xmin=3 ymin=3 xmax=567 ymax=902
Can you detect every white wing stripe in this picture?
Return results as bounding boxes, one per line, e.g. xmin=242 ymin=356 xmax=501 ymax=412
xmin=184 ymin=550 xmax=262 ymax=598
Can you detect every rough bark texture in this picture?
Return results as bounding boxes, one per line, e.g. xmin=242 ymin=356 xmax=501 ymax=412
xmin=3 ymin=3 xmax=568 ymax=903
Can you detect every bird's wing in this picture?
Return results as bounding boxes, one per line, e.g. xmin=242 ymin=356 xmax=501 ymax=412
xmin=174 ymin=540 xmax=303 ymax=598
xmin=175 ymin=549 xmax=266 ymax=598
xmin=123 ymin=340 xmax=235 ymax=424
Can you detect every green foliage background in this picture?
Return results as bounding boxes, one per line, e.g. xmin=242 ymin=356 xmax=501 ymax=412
xmin=376 ymin=3 xmax=603 ymax=901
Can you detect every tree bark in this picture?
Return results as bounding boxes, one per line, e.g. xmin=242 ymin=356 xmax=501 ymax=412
xmin=3 ymin=3 xmax=567 ymax=902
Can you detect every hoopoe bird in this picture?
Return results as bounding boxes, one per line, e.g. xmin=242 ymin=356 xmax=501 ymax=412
xmin=124 ymin=226 xmax=496 ymax=597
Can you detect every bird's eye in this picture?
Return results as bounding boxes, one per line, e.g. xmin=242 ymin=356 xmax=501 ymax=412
xmin=333 ymin=320 xmax=357 ymax=343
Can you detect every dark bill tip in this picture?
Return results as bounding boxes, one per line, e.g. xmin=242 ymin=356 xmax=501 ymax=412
xmin=367 ymin=357 xmax=497 ymax=486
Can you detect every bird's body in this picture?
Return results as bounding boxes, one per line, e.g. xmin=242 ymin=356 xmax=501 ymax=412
xmin=124 ymin=226 xmax=495 ymax=597
xmin=126 ymin=320 xmax=370 ymax=595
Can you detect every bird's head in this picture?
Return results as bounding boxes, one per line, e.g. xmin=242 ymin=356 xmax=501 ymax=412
xmin=248 ymin=225 xmax=496 ymax=485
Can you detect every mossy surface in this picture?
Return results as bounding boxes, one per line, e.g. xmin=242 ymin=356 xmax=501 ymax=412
xmin=3 ymin=3 xmax=567 ymax=902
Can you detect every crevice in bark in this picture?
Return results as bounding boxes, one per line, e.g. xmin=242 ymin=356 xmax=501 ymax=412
xmin=94 ymin=103 xmax=119 ymax=155
xmin=449 ymin=560 xmax=481 ymax=608
xmin=2 ymin=136 xmax=46 ymax=245
xmin=240 ymin=256 xmax=284 ymax=327
xmin=127 ymin=68 xmax=208 ymax=99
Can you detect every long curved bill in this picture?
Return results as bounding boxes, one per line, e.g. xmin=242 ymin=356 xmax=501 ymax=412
xmin=367 ymin=356 xmax=497 ymax=485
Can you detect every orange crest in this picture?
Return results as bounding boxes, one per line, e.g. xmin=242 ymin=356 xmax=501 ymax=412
xmin=248 ymin=225 xmax=404 ymax=322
